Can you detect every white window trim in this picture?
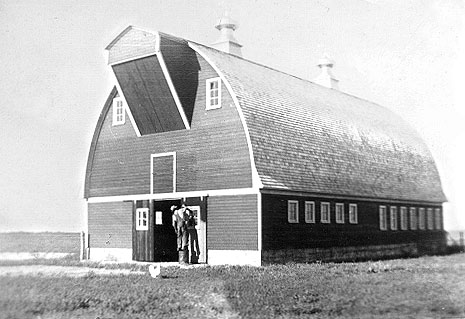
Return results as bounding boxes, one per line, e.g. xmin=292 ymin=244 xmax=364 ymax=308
xmin=335 ymin=203 xmax=344 ymax=224
xmin=349 ymin=203 xmax=358 ymax=224
xmin=418 ymin=208 xmax=426 ymax=230
xmin=379 ymin=205 xmax=387 ymax=231
xmin=410 ymin=207 xmax=417 ymax=230
xmin=304 ymin=201 xmax=315 ymax=223
xmin=321 ymin=202 xmax=330 ymax=224
xmin=112 ymin=97 xmax=125 ymax=126
xmin=136 ymin=208 xmax=149 ymax=231
xmin=150 ymin=152 xmax=176 ymax=194
xmin=390 ymin=206 xmax=398 ymax=230
xmin=206 ymin=77 xmax=222 ymax=110
xmin=400 ymin=206 xmax=408 ymax=230
xmin=288 ymin=200 xmax=299 ymax=223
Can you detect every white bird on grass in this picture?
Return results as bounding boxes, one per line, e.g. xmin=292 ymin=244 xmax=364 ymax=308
xmin=148 ymin=264 xmax=161 ymax=278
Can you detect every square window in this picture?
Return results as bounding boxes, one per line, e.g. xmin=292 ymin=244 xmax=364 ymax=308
xmin=400 ymin=207 xmax=408 ymax=230
xmin=390 ymin=206 xmax=398 ymax=230
xmin=136 ymin=208 xmax=149 ymax=231
xmin=349 ymin=204 xmax=358 ymax=224
xmin=112 ymin=97 xmax=125 ymax=125
xmin=379 ymin=206 xmax=387 ymax=230
xmin=418 ymin=208 xmax=426 ymax=230
xmin=321 ymin=202 xmax=330 ymax=223
xmin=305 ymin=201 xmax=315 ymax=223
xmin=410 ymin=207 xmax=417 ymax=230
xmin=336 ymin=203 xmax=344 ymax=224
xmin=288 ymin=200 xmax=299 ymax=223
xmin=206 ymin=78 xmax=222 ymax=110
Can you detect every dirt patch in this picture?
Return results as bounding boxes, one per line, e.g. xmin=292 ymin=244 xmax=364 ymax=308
xmin=0 ymin=265 xmax=145 ymax=277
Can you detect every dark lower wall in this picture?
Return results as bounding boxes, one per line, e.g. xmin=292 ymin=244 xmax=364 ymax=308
xmin=261 ymin=193 xmax=446 ymax=251
xmin=88 ymin=201 xmax=133 ymax=249
xmin=207 ymin=194 xmax=258 ymax=250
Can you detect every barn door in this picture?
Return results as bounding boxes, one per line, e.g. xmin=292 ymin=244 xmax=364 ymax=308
xmin=152 ymin=200 xmax=179 ymax=262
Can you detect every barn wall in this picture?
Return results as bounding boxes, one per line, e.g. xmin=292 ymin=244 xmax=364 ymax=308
xmin=261 ymin=193 xmax=446 ymax=261
xmin=207 ymin=194 xmax=258 ymax=250
xmin=87 ymin=51 xmax=253 ymax=197
xmin=88 ymin=201 xmax=133 ymax=249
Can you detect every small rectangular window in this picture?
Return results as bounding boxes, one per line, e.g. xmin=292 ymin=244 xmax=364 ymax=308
xmin=112 ymin=97 xmax=125 ymax=125
xmin=335 ymin=203 xmax=344 ymax=224
xmin=304 ymin=201 xmax=315 ymax=223
xmin=379 ymin=206 xmax=387 ymax=230
xmin=390 ymin=206 xmax=398 ymax=230
xmin=136 ymin=208 xmax=149 ymax=231
xmin=427 ymin=208 xmax=434 ymax=230
xmin=349 ymin=204 xmax=358 ymax=224
xmin=321 ymin=202 xmax=330 ymax=223
xmin=206 ymin=78 xmax=222 ymax=110
xmin=288 ymin=200 xmax=299 ymax=223
xmin=418 ymin=208 xmax=426 ymax=230
xmin=434 ymin=208 xmax=442 ymax=230
xmin=410 ymin=207 xmax=417 ymax=230
xmin=400 ymin=207 xmax=408 ymax=230
xmin=155 ymin=211 xmax=163 ymax=225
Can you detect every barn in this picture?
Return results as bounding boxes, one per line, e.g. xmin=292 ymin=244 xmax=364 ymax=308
xmin=84 ymin=19 xmax=446 ymax=266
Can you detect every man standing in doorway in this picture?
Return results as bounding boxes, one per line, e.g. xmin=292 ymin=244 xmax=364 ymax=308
xmin=171 ymin=205 xmax=189 ymax=264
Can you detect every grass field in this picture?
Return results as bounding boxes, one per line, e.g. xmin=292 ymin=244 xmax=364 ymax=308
xmin=0 ymin=253 xmax=464 ymax=319
xmin=0 ymin=232 xmax=80 ymax=253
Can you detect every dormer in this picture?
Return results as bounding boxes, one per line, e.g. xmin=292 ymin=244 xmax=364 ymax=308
xmin=105 ymin=27 xmax=199 ymax=135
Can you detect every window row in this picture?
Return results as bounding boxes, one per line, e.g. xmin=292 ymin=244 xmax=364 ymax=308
xmin=379 ymin=206 xmax=442 ymax=231
xmin=288 ymin=201 xmax=358 ymax=224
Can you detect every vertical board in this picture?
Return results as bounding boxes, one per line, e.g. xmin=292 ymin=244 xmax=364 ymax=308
xmin=207 ymin=194 xmax=258 ymax=250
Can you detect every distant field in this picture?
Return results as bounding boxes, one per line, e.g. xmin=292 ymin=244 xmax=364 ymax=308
xmin=0 ymin=253 xmax=464 ymax=319
xmin=0 ymin=232 xmax=80 ymax=253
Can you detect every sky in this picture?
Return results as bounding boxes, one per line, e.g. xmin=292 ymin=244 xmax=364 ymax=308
xmin=0 ymin=0 xmax=464 ymax=232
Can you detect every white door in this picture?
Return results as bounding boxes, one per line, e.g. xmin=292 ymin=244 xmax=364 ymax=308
xmin=188 ymin=206 xmax=206 ymax=263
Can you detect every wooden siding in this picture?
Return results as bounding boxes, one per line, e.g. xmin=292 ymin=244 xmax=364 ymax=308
xmin=107 ymin=27 xmax=157 ymax=65
xmin=152 ymin=154 xmax=174 ymax=193
xmin=88 ymin=201 xmax=133 ymax=248
xmin=207 ymin=195 xmax=258 ymax=250
xmin=261 ymin=193 xmax=446 ymax=251
xmin=112 ymin=55 xmax=185 ymax=135
xmin=86 ymin=52 xmax=253 ymax=198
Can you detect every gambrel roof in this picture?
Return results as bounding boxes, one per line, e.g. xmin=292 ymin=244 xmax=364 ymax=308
xmin=190 ymin=43 xmax=446 ymax=203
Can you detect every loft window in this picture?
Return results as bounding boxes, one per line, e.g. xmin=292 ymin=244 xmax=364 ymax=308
xmin=112 ymin=97 xmax=125 ymax=125
xmin=321 ymin=202 xmax=330 ymax=223
xmin=390 ymin=206 xmax=398 ymax=230
xmin=427 ymin=208 xmax=434 ymax=230
xmin=136 ymin=208 xmax=149 ymax=231
xmin=400 ymin=207 xmax=408 ymax=230
xmin=304 ymin=201 xmax=315 ymax=223
xmin=335 ymin=203 xmax=344 ymax=224
xmin=418 ymin=208 xmax=426 ymax=230
xmin=434 ymin=208 xmax=442 ymax=230
xmin=288 ymin=200 xmax=299 ymax=223
xmin=379 ymin=206 xmax=387 ymax=230
xmin=410 ymin=207 xmax=417 ymax=230
xmin=349 ymin=204 xmax=358 ymax=224
xmin=206 ymin=77 xmax=222 ymax=110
